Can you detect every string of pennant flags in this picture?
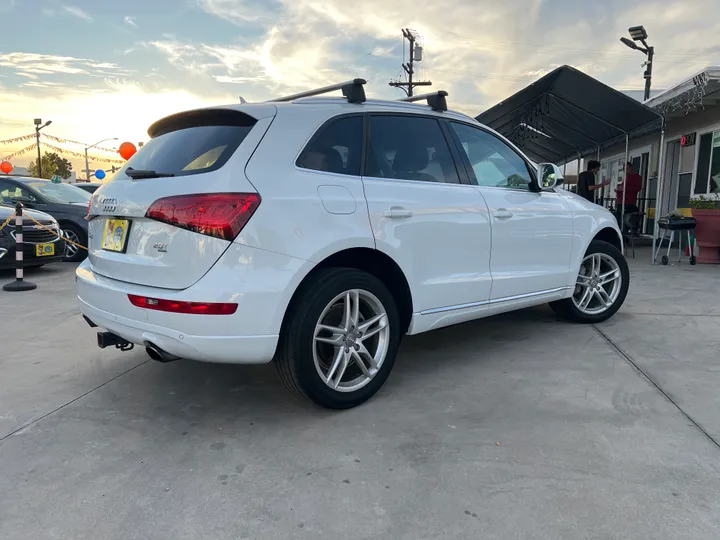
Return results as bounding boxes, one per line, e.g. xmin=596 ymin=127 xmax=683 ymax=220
xmin=0 ymin=132 xmax=119 ymax=153
xmin=1 ymin=142 xmax=126 ymax=164
xmin=0 ymin=132 xmax=128 ymax=164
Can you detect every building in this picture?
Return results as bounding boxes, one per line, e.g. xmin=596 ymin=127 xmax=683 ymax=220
xmin=595 ymin=66 xmax=720 ymax=228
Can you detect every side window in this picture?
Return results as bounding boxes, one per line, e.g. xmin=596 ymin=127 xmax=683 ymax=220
xmin=297 ymin=116 xmax=363 ymax=176
xmin=365 ymin=115 xmax=460 ymax=184
xmin=450 ymin=122 xmax=534 ymax=190
xmin=0 ymin=181 xmax=31 ymax=204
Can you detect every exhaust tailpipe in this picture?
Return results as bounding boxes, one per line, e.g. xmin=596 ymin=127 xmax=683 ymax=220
xmin=97 ymin=331 xmax=133 ymax=351
xmin=145 ymin=343 xmax=180 ymax=363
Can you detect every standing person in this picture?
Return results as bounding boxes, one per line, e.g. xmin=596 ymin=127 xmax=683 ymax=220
xmin=615 ymin=162 xmax=642 ymax=222
xmin=577 ymin=160 xmax=610 ymax=204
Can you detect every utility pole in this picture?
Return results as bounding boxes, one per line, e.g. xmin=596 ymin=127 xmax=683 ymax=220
xmin=389 ymin=28 xmax=432 ymax=97
xmin=33 ymin=118 xmax=52 ymax=178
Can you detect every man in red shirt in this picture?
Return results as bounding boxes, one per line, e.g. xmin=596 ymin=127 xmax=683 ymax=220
xmin=615 ymin=162 xmax=643 ymax=221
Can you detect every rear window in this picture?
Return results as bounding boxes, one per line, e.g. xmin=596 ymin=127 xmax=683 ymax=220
xmin=121 ymin=110 xmax=257 ymax=178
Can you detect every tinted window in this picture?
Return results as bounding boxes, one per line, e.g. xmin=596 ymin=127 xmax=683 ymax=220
xmin=22 ymin=181 xmax=91 ymax=204
xmin=366 ymin=116 xmax=459 ymax=183
xmin=297 ymin=116 xmax=363 ymax=176
xmin=450 ymin=122 xmax=534 ymax=190
xmin=121 ymin=122 xmax=256 ymax=179
xmin=0 ymin=181 xmax=35 ymax=204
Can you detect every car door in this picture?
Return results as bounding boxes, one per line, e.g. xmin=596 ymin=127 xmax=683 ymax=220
xmin=361 ymin=113 xmax=492 ymax=324
xmin=447 ymin=121 xmax=574 ymax=301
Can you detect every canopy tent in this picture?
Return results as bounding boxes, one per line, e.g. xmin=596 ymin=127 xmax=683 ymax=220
xmin=475 ymin=65 xmax=663 ymax=165
xmin=476 ymin=65 xmax=672 ymax=264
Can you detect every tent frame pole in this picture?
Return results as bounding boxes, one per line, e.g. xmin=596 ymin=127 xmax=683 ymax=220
xmin=620 ymin=135 xmax=629 ymax=243
xmin=651 ymin=123 xmax=667 ymax=263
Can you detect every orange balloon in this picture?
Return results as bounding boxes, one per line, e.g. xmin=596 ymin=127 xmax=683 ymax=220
xmin=0 ymin=161 xmax=13 ymax=174
xmin=118 ymin=142 xmax=137 ymax=161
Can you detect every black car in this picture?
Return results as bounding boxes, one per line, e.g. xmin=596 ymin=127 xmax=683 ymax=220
xmin=0 ymin=177 xmax=90 ymax=262
xmin=0 ymin=203 xmax=66 ymax=270
xmin=76 ymin=182 xmax=103 ymax=194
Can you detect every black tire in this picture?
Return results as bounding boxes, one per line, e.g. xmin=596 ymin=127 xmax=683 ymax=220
xmin=690 ymin=255 xmax=697 ymax=266
xmin=61 ymin=223 xmax=87 ymax=262
xmin=549 ymin=240 xmax=629 ymax=324
xmin=661 ymin=255 xmax=669 ymax=266
xmin=275 ymin=268 xmax=401 ymax=409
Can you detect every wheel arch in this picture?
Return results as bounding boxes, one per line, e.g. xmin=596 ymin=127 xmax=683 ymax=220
xmin=278 ymin=247 xmax=414 ymax=339
xmin=592 ymin=226 xmax=623 ymax=252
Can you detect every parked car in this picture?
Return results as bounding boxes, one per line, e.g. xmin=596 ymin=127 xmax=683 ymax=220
xmin=0 ymin=177 xmax=90 ymax=262
xmin=0 ymin=203 xmax=66 ymax=270
xmin=76 ymin=81 xmax=628 ymax=409
xmin=75 ymin=182 xmax=103 ymax=194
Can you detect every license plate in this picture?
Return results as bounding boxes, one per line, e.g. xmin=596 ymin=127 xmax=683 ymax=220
xmin=102 ymin=219 xmax=131 ymax=253
xmin=35 ymin=243 xmax=55 ymax=257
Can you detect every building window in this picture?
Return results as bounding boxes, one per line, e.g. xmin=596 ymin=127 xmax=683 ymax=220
xmin=695 ymin=131 xmax=720 ymax=194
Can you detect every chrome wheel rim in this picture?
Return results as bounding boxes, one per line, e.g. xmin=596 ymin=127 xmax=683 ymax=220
xmin=313 ymin=289 xmax=390 ymax=393
xmin=572 ymin=253 xmax=622 ymax=315
xmin=62 ymin=229 xmax=79 ymax=258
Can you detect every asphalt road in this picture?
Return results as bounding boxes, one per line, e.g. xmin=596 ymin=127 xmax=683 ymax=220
xmin=1 ymin=254 xmax=719 ymax=540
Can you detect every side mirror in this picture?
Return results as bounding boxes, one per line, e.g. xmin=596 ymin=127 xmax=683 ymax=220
xmin=537 ymin=163 xmax=564 ymax=191
xmin=11 ymin=196 xmax=35 ymax=206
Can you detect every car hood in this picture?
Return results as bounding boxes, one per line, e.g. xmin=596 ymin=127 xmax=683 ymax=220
xmin=0 ymin=203 xmax=56 ymax=224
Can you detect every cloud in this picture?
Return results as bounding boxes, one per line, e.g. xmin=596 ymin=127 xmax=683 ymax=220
xmin=0 ymin=0 xmax=15 ymax=13
xmin=124 ymin=15 xmax=138 ymax=28
xmin=187 ymin=0 xmax=720 ymax=113
xmin=61 ymin=4 xmax=92 ymax=21
xmin=0 ymin=53 xmax=133 ymax=79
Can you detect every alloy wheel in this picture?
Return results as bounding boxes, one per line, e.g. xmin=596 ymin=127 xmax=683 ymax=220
xmin=572 ymin=253 xmax=623 ymax=315
xmin=312 ymin=289 xmax=390 ymax=393
xmin=62 ymin=229 xmax=79 ymax=259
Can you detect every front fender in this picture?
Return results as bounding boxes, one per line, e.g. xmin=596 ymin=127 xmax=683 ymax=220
xmin=570 ymin=206 xmax=623 ymax=277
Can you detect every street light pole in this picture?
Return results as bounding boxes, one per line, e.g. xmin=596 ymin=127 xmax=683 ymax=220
xmin=33 ymin=118 xmax=52 ymax=178
xmin=620 ymin=26 xmax=654 ymax=101
xmin=84 ymin=138 xmax=119 ymax=181
xmin=644 ymin=46 xmax=654 ymax=101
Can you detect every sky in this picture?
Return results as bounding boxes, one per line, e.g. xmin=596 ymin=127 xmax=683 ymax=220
xmin=2 ymin=0 xmax=720 ymax=174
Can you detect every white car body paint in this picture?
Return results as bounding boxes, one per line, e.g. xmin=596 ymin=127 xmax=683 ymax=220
xmin=77 ymin=97 xmax=623 ymax=364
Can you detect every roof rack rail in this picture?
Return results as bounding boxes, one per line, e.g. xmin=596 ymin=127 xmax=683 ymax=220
xmin=268 ymin=79 xmax=367 ymax=104
xmin=399 ymin=90 xmax=448 ymax=112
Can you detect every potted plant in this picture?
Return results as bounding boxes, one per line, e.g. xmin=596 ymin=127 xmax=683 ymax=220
xmin=690 ymin=193 xmax=720 ymax=264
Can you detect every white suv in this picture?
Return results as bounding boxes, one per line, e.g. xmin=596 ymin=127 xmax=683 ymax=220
xmin=77 ymin=79 xmax=628 ymax=409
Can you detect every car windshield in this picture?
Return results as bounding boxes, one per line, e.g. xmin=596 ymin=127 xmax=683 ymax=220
xmin=24 ymin=181 xmax=92 ymax=204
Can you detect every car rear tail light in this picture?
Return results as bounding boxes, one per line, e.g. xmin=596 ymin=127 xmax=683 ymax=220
xmin=145 ymin=193 xmax=260 ymax=241
xmin=128 ymin=294 xmax=238 ymax=315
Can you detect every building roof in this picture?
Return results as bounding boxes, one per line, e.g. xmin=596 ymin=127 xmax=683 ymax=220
xmin=644 ymin=66 xmax=720 ymax=118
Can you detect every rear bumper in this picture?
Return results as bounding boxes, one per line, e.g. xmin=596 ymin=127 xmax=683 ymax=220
xmin=79 ymin=298 xmax=278 ymax=363
xmin=76 ymin=243 xmax=312 ymax=364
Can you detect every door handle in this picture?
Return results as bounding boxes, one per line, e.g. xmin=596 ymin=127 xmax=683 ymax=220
xmin=383 ymin=206 xmax=413 ymax=219
xmin=494 ymin=209 xmax=513 ymax=219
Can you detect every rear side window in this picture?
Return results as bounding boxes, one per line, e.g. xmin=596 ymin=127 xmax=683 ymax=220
xmin=297 ymin=116 xmax=363 ymax=176
xmin=365 ymin=115 xmax=460 ymax=184
xmin=122 ymin=110 xmax=257 ymax=178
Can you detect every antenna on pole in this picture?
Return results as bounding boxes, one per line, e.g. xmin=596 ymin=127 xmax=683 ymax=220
xmin=389 ymin=28 xmax=432 ymax=97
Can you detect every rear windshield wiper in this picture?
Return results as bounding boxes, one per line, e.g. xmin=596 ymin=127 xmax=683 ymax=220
xmin=126 ymin=167 xmax=176 ymax=179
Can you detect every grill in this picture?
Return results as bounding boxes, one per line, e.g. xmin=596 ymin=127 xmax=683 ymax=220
xmin=11 ymin=224 xmax=59 ymax=244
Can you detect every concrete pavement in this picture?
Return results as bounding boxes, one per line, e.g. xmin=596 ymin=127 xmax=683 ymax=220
xmin=1 ymin=253 xmax=719 ymax=540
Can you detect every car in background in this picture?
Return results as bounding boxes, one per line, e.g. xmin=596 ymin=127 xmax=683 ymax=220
xmin=0 ymin=203 xmax=66 ymax=270
xmin=75 ymin=183 xmax=103 ymax=194
xmin=0 ymin=177 xmax=90 ymax=262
